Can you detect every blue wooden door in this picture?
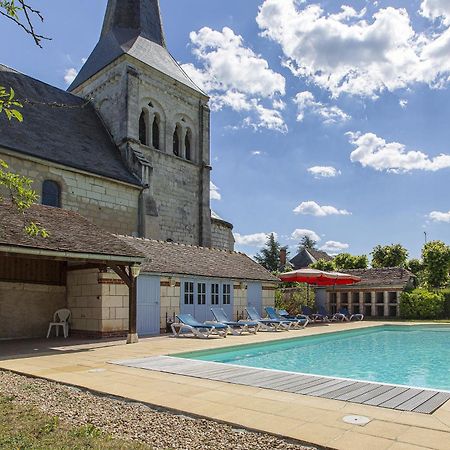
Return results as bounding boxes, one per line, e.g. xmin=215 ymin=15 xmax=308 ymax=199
xmin=180 ymin=280 xmax=195 ymax=317
xmin=247 ymin=282 xmax=262 ymax=316
xmin=137 ymin=275 xmax=160 ymax=335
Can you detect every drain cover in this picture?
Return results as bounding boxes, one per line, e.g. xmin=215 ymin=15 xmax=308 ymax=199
xmin=343 ymin=415 xmax=371 ymax=426
xmin=87 ymin=368 xmax=106 ymax=373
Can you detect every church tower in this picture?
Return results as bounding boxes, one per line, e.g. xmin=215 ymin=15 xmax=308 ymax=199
xmin=69 ymin=0 xmax=212 ymax=247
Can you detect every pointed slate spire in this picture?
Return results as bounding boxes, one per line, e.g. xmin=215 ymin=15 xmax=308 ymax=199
xmin=69 ymin=0 xmax=203 ymax=94
xmin=101 ymin=0 xmax=166 ymax=47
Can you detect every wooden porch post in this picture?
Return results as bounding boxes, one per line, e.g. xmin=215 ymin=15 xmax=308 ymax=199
xmin=127 ymin=273 xmax=138 ymax=344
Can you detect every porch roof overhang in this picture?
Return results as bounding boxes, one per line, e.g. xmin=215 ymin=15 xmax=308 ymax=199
xmin=0 ymin=244 xmax=145 ymax=266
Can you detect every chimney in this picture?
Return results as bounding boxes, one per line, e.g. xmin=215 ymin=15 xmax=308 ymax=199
xmin=280 ymin=247 xmax=287 ymax=268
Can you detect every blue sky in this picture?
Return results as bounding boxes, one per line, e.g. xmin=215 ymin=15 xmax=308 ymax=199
xmin=2 ymin=0 xmax=450 ymax=260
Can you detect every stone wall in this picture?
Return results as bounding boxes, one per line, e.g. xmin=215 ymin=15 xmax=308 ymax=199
xmin=0 ymin=151 xmax=140 ymax=236
xmin=262 ymin=284 xmax=276 ymax=309
xmin=74 ymin=56 xmax=212 ymax=246
xmin=211 ymin=219 xmax=235 ymax=251
xmin=67 ymin=269 xmax=129 ymax=336
xmin=0 ymin=282 xmax=66 ymax=339
xmin=160 ymin=277 xmax=181 ymax=331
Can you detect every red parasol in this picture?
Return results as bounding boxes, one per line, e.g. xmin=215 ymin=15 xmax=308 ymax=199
xmin=279 ymin=268 xmax=361 ymax=286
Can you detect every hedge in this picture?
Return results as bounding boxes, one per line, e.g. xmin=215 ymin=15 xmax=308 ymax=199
xmin=400 ymin=289 xmax=446 ymax=320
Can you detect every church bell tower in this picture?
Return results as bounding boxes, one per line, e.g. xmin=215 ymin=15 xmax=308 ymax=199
xmin=69 ymin=0 xmax=212 ymax=247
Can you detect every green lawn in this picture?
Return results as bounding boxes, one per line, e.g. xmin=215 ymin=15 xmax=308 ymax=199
xmin=0 ymin=395 xmax=151 ymax=450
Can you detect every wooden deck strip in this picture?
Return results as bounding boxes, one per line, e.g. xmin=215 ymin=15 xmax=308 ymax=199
xmin=113 ymin=357 xmax=449 ymax=414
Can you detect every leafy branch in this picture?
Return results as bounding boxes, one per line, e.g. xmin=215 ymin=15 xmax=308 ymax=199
xmin=0 ymin=159 xmax=48 ymax=237
xmin=0 ymin=0 xmax=50 ymax=47
xmin=0 ymin=86 xmax=23 ymax=121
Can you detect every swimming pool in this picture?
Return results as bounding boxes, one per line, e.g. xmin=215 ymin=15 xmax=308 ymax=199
xmin=177 ymin=325 xmax=450 ymax=391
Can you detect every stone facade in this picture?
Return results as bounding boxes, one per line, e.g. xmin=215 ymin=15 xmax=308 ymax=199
xmin=0 ymin=150 xmax=140 ymax=236
xmin=0 ymin=281 xmax=66 ymax=339
xmin=211 ymin=218 xmax=235 ymax=251
xmin=72 ymin=56 xmax=214 ymax=247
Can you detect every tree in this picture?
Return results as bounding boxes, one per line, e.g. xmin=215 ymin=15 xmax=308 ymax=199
xmin=0 ymin=1 xmax=49 ymax=47
xmin=422 ymin=241 xmax=450 ymax=289
xmin=298 ymin=235 xmax=317 ymax=251
xmin=371 ymin=244 xmax=408 ymax=268
xmin=1 ymin=1 xmax=49 ymax=121
xmin=310 ymin=259 xmax=335 ymax=271
xmin=255 ymin=233 xmax=283 ymax=273
xmin=334 ymin=253 xmax=368 ymax=270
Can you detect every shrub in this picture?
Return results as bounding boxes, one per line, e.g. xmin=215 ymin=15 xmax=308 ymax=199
xmin=400 ymin=289 xmax=445 ymax=320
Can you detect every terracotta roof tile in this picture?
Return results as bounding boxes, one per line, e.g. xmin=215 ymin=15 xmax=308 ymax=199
xmin=0 ymin=204 xmax=144 ymax=260
xmin=118 ymin=236 xmax=279 ymax=282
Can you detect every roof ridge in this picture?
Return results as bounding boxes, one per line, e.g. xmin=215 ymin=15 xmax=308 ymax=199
xmin=117 ymin=234 xmax=248 ymax=255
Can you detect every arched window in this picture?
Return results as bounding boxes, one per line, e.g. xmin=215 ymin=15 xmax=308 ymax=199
xmin=173 ymin=125 xmax=180 ymax=156
xmin=185 ymin=129 xmax=192 ymax=161
xmin=139 ymin=111 xmax=147 ymax=145
xmin=42 ymin=180 xmax=61 ymax=208
xmin=152 ymin=114 xmax=160 ymax=150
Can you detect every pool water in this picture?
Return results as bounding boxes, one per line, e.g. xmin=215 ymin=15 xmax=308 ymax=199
xmin=177 ymin=326 xmax=450 ymax=391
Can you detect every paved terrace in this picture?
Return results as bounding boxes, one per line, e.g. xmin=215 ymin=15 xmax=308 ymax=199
xmin=1 ymin=321 xmax=449 ymax=450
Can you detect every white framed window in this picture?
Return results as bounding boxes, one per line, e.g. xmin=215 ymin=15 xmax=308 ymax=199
xmin=211 ymin=283 xmax=220 ymax=305
xmin=222 ymin=284 xmax=231 ymax=305
xmin=183 ymin=281 xmax=194 ymax=305
xmin=197 ymin=282 xmax=206 ymax=305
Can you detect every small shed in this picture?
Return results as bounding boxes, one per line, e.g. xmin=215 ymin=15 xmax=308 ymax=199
xmin=0 ymin=204 xmax=144 ymax=342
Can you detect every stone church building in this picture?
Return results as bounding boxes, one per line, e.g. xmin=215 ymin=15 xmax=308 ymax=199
xmin=0 ymin=0 xmax=278 ymax=340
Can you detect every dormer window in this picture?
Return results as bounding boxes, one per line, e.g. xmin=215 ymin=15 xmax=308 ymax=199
xmin=139 ymin=110 xmax=148 ymax=145
xmin=42 ymin=180 xmax=61 ymax=208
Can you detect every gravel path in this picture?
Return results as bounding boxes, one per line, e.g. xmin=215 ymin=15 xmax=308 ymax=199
xmin=0 ymin=370 xmax=317 ymax=450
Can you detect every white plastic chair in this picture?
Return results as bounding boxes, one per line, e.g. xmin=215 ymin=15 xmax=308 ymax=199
xmin=46 ymin=309 xmax=71 ymax=338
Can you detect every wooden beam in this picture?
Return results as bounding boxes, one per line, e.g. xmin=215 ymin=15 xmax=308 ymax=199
xmin=66 ymin=263 xmax=107 ymax=272
xmin=111 ymin=265 xmax=131 ymax=288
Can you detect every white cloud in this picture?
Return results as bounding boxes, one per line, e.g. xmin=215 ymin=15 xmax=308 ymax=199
xmin=234 ymin=232 xmax=276 ymax=247
xmin=348 ymin=132 xmax=450 ymax=172
xmin=251 ymin=150 xmax=262 ymax=156
xmin=64 ymin=68 xmax=78 ymax=85
xmin=291 ymin=229 xmax=321 ymax=242
xmin=210 ymin=182 xmax=221 ymax=201
xmin=320 ymin=241 xmax=349 ymax=255
xmin=294 ymin=91 xmax=350 ymax=124
xmin=293 ymin=201 xmax=351 ymax=217
xmin=308 ymin=166 xmax=341 ymax=178
xmin=182 ymin=27 xmax=287 ymax=132
xmin=421 ymin=0 xmax=450 ymax=25
xmin=399 ymin=99 xmax=408 ymax=108
xmin=256 ymin=1 xmax=450 ymax=98
xmin=428 ymin=210 xmax=450 ymax=223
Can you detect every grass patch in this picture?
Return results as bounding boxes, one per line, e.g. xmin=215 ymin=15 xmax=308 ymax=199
xmin=0 ymin=395 xmax=151 ymax=449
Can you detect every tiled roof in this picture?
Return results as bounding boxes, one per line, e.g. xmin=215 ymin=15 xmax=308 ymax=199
xmin=290 ymin=248 xmax=333 ymax=269
xmin=118 ymin=236 xmax=279 ymax=282
xmin=0 ymin=65 xmax=140 ymax=186
xmin=0 ymin=203 xmax=144 ymax=260
xmin=341 ymin=268 xmax=414 ymax=288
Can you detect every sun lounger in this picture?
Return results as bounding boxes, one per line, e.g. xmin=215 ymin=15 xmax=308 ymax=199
xmin=245 ymin=306 xmax=290 ymax=331
xmin=172 ymin=314 xmax=229 ymax=338
xmin=338 ymin=307 xmax=364 ymax=321
xmin=317 ymin=305 xmax=346 ymax=322
xmin=211 ymin=307 xmax=259 ymax=335
xmin=265 ymin=307 xmax=308 ymax=329
xmin=301 ymin=305 xmax=328 ymax=323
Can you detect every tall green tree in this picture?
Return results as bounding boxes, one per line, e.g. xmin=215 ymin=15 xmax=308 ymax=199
xmin=334 ymin=253 xmax=368 ymax=270
xmin=371 ymin=244 xmax=409 ymax=268
xmin=298 ymin=235 xmax=317 ymax=251
xmin=310 ymin=259 xmax=335 ymax=271
xmin=255 ymin=233 xmax=283 ymax=273
xmin=422 ymin=241 xmax=450 ymax=289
